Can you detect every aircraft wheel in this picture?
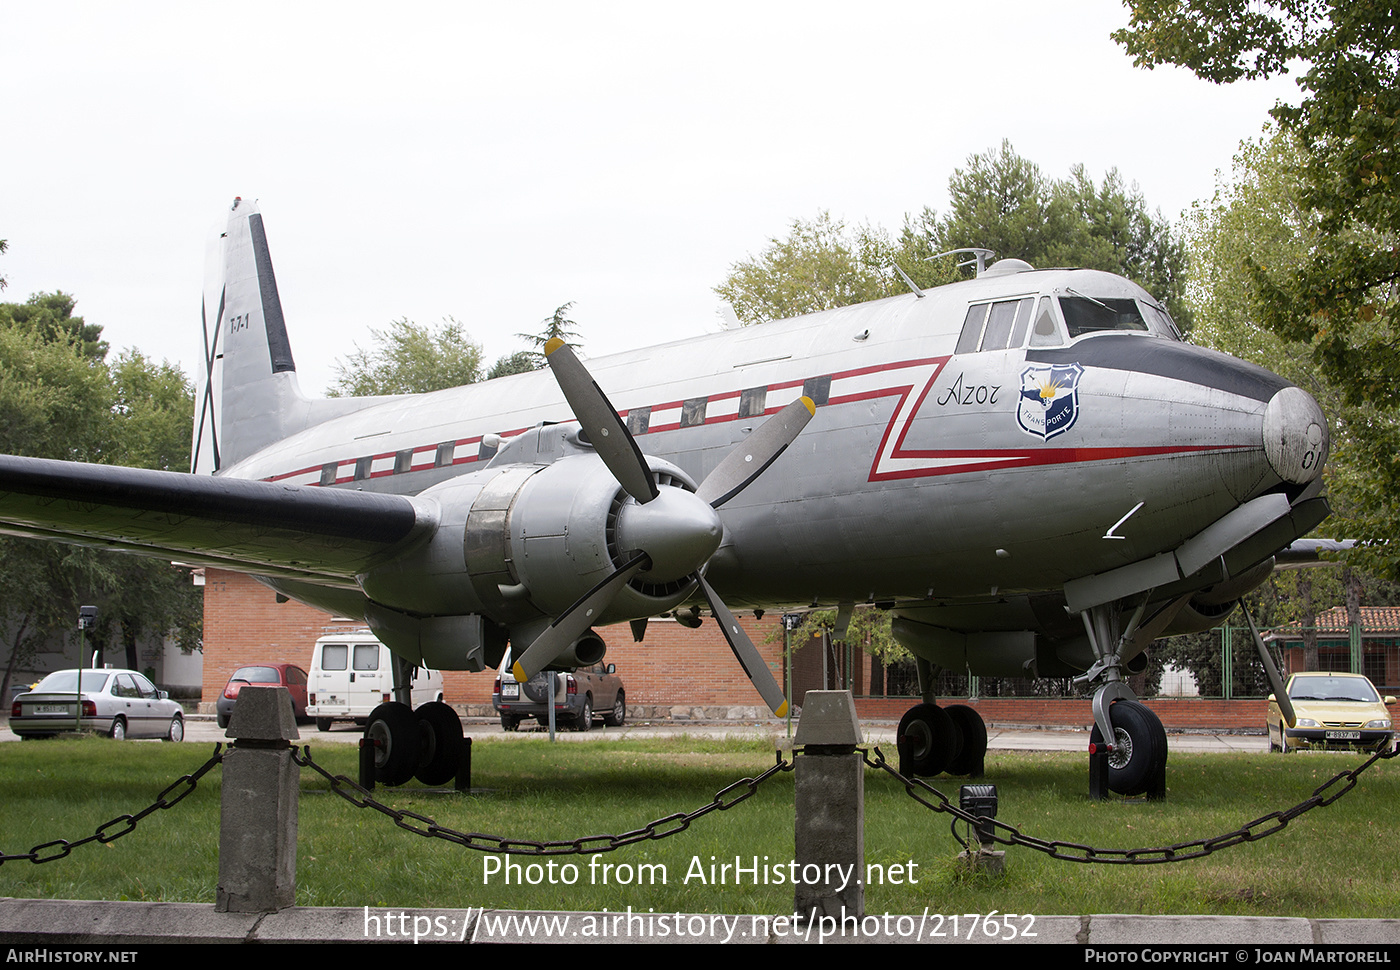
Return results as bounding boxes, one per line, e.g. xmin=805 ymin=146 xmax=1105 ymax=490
xmin=943 ymin=704 xmax=987 ymax=777
xmin=1089 ymin=700 xmax=1167 ymax=796
xmin=365 ymin=702 xmax=419 ymax=786
xmin=897 ymin=703 xmax=956 ymax=777
xmin=413 ymin=701 xmax=464 ymax=786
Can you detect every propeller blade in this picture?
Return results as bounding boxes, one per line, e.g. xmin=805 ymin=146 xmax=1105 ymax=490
xmin=544 ymin=338 xmax=659 ymax=505
xmin=695 ymin=397 xmax=816 ymax=509
xmin=696 ymin=572 xmax=789 ymax=718
xmin=513 ymin=553 xmax=650 ymax=683
xmin=1240 ymin=600 xmax=1296 ymax=727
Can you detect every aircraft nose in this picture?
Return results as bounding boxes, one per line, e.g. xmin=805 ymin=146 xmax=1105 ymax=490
xmin=1262 ymin=386 xmax=1328 ymax=485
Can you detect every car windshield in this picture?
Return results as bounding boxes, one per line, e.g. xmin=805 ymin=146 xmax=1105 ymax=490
xmin=1288 ymin=677 xmax=1381 ymax=703
xmin=34 ymin=671 xmax=111 ymax=693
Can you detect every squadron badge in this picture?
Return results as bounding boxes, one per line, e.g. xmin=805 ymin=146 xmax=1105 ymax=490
xmin=1016 ymin=363 xmax=1083 ymax=440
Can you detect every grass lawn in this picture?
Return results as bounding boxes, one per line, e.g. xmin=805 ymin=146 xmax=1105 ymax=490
xmin=1 ymin=735 xmax=1397 ymax=918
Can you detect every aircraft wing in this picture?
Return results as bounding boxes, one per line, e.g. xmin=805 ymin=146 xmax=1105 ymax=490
xmin=0 ymin=455 xmax=435 ymax=588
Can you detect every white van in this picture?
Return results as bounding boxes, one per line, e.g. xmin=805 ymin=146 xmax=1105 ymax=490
xmin=305 ymin=632 xmax=444 ymax=731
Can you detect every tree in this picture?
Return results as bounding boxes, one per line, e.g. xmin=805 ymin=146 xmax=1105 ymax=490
xmin=328 ymin=316 xmax=483 ymax=397
xmin=485 ymin=351 xmax=541 ymax=380
xmin=1183 ymin=127 xmax=1400 ymax=578
xmin=716 ymin=146 xmax=1190 ymax=327
xmin=931 ymin=141 xmax=1192 ymax=327
xmin=1114 ymin=1 xmax=1399 ymax=413
xmin=0 ymin=291 xmax=109 ymax=361
xmin=0 ymin=301 xmax=201 ymax=696
xmin=513 ymin=302 xmax=584 ymax=364
xmin=715 ymin=213 xmax=955 ymax=326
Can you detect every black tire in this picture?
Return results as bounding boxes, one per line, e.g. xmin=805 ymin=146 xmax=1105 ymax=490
xmin=574 ymin=697 xmax=593 ymax=732
xmin=603 ymin=692 xmax=626 ymax=727
xmin=109 ymin=717 xmax=127 ymax=741
xmin=897 ymin=703 xmax=956 ymax=777
xmin=413 ymin=701 xmax=464 ymax=786
xmin=1089 ymin=700 xmax=1167 ymax=796
xmin=165 ymin=714 xmax=184 ymax=743
xmin=943 ymin=704 xmax=987 ymax=777
xmin=365 ymin=702 xmax=419 ymax=786
xmin=316 ymin=717 xmax=333 ymax=732
xmin=500 ymin=714 xmax=520 ymax=732
xmin=216 ymin=712 xmax=230 ymax=729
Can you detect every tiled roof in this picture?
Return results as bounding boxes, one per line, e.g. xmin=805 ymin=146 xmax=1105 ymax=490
xmin=1269 ymin=606 xmax=1400 ymax=637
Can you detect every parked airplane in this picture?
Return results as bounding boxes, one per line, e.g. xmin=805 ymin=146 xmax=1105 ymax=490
xmin=0 ymin=199 xmax=1328 ymax=794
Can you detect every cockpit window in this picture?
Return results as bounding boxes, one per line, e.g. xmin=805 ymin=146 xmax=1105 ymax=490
xmin=1140 ymin=301 xmax=1184 ymax=340
xmin=956 ymin=297 xmax=1034 ymax=353
xmin=1059 ymin=296 xmax=1148 ymax=337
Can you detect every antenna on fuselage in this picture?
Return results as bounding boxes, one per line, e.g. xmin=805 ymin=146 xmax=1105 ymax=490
xmin=934 ymin=248 xmax=997 ymax=277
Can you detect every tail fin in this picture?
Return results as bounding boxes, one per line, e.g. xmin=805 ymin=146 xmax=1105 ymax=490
xmin=192 ymin=197 xmax=309 ymax=474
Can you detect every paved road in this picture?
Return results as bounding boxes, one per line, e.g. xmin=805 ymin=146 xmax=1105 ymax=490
xmin=2 ymin=712 xmax=1272 ymax=752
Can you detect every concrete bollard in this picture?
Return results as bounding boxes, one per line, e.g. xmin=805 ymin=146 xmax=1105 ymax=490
xmin=217 ymin=685 xmax=300 ymax=913
xmin=792 ymin=690 xmax=864 ymax=920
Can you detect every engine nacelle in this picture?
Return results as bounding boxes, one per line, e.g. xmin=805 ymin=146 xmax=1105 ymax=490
xmin=356 ymin=427 xmax=704 ymax=668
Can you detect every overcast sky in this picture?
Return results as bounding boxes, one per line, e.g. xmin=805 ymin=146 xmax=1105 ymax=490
xmin=3 ymin=1 xmax=1301 ymax=395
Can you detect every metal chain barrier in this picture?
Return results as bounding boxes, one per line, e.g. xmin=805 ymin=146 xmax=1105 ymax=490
xmin=0 ymin=745 xmax=225 ymax=867
xmin=292 ymin=743 xmax=795 ymax=855
xmin=865 ymin=741 xmax=1399 ymax=864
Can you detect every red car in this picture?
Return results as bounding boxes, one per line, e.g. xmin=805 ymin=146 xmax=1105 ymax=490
xmin=216 ymin=663 xmax=309 ymax=728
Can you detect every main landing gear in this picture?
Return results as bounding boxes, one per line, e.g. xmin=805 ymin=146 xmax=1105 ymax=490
xmin=363 ymin=655 xmax=465 ymax=787
xmin=364 ymin=700 xmax=466 ymax=787
xmin=896 ymin=702 xmax=988 ymax=779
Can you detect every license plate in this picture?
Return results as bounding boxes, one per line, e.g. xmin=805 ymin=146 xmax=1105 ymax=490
xmin=34 ymin=704 xmax=70 ymax=715
xmin=1325 ymin=730 xmax=1360 ymax=740
xmin=501 ymin=683 xmax=519 ymax=698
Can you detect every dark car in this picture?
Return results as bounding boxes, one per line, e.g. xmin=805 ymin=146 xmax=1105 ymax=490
xmin=493 ymin=653 xmax=625 ymax=732
xmin=11 ymin=668 xmax=184 ymax=741
xmin=217 ymin=663 xmax=309 ymax=728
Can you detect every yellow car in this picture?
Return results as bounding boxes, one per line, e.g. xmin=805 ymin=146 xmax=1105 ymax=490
xmin=1268 ymin=672 xmax=1396 ymax=754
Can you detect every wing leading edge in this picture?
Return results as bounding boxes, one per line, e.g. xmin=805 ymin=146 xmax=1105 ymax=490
xmin=0 ymin=455 xmax=435 ymax=587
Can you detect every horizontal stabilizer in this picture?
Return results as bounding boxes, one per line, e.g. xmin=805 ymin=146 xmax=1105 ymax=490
xmin=0 ymin=455 xmax=434 ymax=586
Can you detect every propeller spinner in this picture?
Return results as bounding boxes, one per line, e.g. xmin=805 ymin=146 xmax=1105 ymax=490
xmin=510 ymin=338 xmax=814 ymax=718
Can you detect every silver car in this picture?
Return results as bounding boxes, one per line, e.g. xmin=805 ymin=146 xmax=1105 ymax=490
xmin=9 ymin=668 xmax=184 ymax=741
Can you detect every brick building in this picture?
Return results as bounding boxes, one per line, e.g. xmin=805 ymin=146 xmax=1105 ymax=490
xmin=200 ymin=568 xmax=791 ymax=718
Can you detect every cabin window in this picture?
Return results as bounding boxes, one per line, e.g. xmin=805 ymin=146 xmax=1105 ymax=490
xmin=1059 ymin=296 xmax=1148 ymax=337
xmin=738 ymin=387 xmax=767 ymax=418
xmin=394 ymin=450 xmax=413 ymax=474
xmin=627 ymin=407 xmax=651 ymax=435
xmin=803 ymin=375 xmax=831 ymax=406
xmin=435 ymin=442 xmax=455 ymax=467
xmin=353 ymin=456 xmax=373 ymax=481
xmin=319 ymin=462 xmax=338 ymax=486
xmin=680 ymin=397 xmax=708 ymax=428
